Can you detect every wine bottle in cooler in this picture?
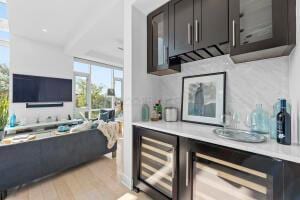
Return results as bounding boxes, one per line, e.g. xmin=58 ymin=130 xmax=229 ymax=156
xmin=276 ymin=99 xmax=291 ymax=145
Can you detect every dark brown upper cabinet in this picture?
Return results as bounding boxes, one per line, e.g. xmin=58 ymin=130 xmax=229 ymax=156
xmin=169 ymin=0 xmax=194 ymax=56
xmin=229 ymin=0 xmax=296 ymax=63
xmin=147 ymin=4 xmax=181 ymax=76
xmin=169 ymin=0 xmax=229 ymax=57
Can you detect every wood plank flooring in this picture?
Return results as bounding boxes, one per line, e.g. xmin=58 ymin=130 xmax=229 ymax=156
xmin=6 ymin=157 xmax=151 ymax=200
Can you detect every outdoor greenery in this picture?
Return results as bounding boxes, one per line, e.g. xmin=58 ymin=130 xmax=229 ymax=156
xmin=75 ymin=79 xmax=112 ymax=119
xmin=0 ymin=64 xmax=9 ymax=130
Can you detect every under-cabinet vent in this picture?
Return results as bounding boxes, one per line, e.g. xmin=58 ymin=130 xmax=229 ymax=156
xmin=174 ymin=42 xmax=230 ymax=64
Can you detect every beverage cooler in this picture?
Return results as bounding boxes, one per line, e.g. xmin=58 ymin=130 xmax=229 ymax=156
xmin=180 ymin=138 xmax=284 ymax=200
xmin=133 ymin=126 xmax=178 ymax=200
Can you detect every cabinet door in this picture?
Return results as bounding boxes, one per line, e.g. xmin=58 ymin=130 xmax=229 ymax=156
xmin=148 ymin=4 xmax=169 ymax=73
xmin=229 ymin=0 xmax=288 ymax=57
xmin=169 ymin=0 xmax=194 ymax=56
xmin=180 ymin=139 xmax=284 ymax=200
xmin=283 ymin=161 xmax=300 ymax=200
xmin=194 ymin=0 xmax=228 ymax=50
xmin=133 ymin=126 xmax=178 ymax=200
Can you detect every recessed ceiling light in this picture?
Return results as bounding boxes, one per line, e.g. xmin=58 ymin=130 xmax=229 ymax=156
xmin=42 ymin=29 xmax=48 ymax=33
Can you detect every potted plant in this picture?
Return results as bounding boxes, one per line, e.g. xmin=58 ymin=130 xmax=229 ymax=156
xmin=0 ymin=95 xmax=8 ymax=140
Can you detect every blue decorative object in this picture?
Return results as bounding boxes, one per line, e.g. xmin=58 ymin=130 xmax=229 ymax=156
xmin=142 ymin=104 xmax=150 ymax=121
xmin=57 ymin=125 xmax=70 ymax=132
xmin=250 ymin=104 xmax=269 ymax=134
xmin=9 ymin=113 xmax=16 ymax=128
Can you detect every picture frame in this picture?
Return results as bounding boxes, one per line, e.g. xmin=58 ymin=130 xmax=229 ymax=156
xmin=181 ymin=72 xmax=226 ymax=126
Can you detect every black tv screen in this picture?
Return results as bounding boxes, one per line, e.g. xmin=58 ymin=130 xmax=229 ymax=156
xmin=13 ymin=74 xmax=72 ymax=103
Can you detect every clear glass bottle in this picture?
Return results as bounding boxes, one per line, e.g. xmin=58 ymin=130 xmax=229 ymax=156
xmin=250 ymin=104 xmax=269 ymax=134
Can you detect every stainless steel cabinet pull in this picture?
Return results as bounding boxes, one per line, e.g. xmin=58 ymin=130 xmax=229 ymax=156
xmin=186 ymin=151 xmax=189 ymax=186
xmin=195 ymin=20 xmax=199 ymax=43
xmin=232 ymin=20 xmax=236 ymax=47
xmin=172 ymin=148 xmax=175 ymax=179
xmin=188 ymin=23 xmax=192 ymax=45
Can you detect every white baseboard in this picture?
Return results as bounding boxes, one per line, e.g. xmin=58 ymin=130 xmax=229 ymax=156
xmin=121 ymin=174 xmax=133 ymax=190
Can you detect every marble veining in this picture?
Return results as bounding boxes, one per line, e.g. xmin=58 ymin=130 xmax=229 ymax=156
xmin=159 ymin=55 xmax=289 ymax=129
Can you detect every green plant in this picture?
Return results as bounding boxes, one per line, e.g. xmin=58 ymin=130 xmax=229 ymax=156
xmin=0 ymin=64 xmax=9 ymax=96
xmin=0 ymin=95 xmax=8 ymax=131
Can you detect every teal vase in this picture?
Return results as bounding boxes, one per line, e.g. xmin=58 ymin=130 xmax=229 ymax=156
xmin=250 ymin=104 xmax=269 ymax=134
xmin=9 ymin=113 xmax=16 ymax=127
xmin=142 ymin=104 xmax=150 ymax=122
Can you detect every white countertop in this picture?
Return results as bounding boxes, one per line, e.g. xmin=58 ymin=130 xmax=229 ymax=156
xmin=132 ymin=121 xmax=300 ymax=164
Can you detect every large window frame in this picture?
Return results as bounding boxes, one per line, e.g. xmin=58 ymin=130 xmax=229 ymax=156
xmin=0 ymin=0 xmax=9 ymax=98
xmin=73 ymin=58 xmax=123 ymax=119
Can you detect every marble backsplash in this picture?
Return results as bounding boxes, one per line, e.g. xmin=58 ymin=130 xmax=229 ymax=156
xmin=159 ymin=55 xmax=289 ymax=129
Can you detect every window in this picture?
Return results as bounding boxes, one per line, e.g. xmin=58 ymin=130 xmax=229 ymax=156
xmin=0 ymin=1 xmax=8 ymax=20
xmin=0 ymin=0 xmax=9 ymax=129
xmin=73 ymin=59 xmax=123 ymax=120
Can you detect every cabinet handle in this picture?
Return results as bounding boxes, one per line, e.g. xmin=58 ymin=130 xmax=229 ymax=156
xmin=232 ymin=20 xmax=236 ymax=47
xmin=171 ymin=148 xmax=175 ymax=179
xmin=187 ymin=23 xmax=192 ymax=45
xmin=186 ymin=151 xmax=189 ymax=186
xmin=195 ymin=20 xmax=199 ymax=43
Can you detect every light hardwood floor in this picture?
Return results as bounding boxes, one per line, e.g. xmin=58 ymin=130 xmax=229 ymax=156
xmin=6 ymin=157 xmax=151 ymax=200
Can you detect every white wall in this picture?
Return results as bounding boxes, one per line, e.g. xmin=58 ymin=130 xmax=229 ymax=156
xmin=122 ymin=2 xmax=161 ymax=189
xmin=9 ymin=35 xmax=74 ymax=124
xmin=289 ymin=1 xmax=300 ymax=143
xmin=122 ymin=0 xmax=134 ymax=189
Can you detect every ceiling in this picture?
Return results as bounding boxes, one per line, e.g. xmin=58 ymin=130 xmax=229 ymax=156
xmin=8 ymin=0 xmax=124 ymax=66
xmin=7 ymin=0 xmax=170 ymax=67
xmin=133 ymin=0 xmax=169 ymax=15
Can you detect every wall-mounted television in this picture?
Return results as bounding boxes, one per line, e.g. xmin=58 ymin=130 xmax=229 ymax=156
xmin=13 ymin=74 xmax=72 ymax=103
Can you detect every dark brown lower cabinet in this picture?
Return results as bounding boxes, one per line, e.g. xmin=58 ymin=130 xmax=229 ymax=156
xmin=283 ymin=161 xmax=300 ymax=200
xmin=133 ymin=126 xmax=300 ymax=200
xmin=179 ymin=138 xmax=284 ymax=200
xmin=133 ymin=126 xmax=178 ymax=200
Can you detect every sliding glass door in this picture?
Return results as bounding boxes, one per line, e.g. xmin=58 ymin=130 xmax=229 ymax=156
xmin=74 ymin=73 xmax=90 ymax=119
xmin=73 ymin=59 xmax=123 ymax=120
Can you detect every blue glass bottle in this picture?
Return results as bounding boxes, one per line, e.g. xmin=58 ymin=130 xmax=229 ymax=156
xmin=277 ymin=99 xmax=291 ymax=145
xmin=9 ymin=113 xmax=16 ymax=127
xmin=270 ymin=99 xmax=291 ymax=139
xmin=142 ymin=104 xmax=150 ymax=122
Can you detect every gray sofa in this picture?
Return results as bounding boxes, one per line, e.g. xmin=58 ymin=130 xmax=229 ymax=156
xmin=0 ymin=129 xmax=116 ymax=199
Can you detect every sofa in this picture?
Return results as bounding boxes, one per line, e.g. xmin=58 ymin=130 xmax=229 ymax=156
xmin=0 ymin=129 xmax=117 ymax=199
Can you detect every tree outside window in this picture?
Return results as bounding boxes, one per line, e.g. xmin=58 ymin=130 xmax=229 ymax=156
xmin=74 ymin=60 xmax=122 ymax=120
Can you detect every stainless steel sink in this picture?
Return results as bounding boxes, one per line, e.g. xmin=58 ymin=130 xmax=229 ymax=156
xmin=214 ymin=128 xmax=266 ymax=143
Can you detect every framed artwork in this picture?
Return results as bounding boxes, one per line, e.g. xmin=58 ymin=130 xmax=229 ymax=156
xmin=181 ymin=72 xmax=226 ymax=126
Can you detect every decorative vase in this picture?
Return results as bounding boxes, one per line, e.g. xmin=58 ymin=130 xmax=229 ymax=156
xmin=250 ymin=104 xmax=270 ymax=134
xmin=142 ymin=104 xmax=150 ymax=122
